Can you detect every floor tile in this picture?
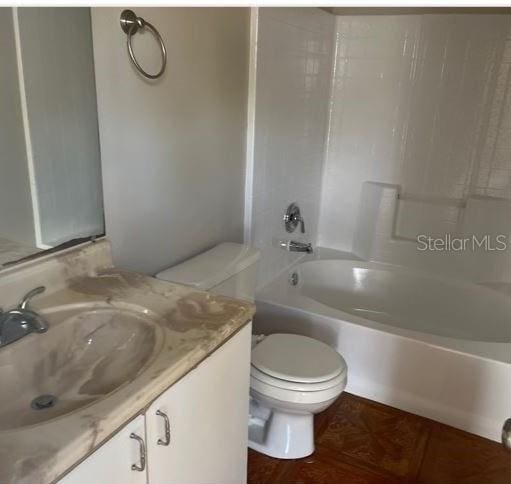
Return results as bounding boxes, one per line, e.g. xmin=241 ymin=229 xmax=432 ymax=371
xmin=247 ymin=393 xmax=511 ymax=484
xmin=247 ymin=449 xmax=290 ymax=484
xmin=417 ymin=423 xmax=511 ymax=484
xmin=280 ymin=451 xmax=400 ymax=484
xmin=316 ymin=394 xmax=431 ymax=479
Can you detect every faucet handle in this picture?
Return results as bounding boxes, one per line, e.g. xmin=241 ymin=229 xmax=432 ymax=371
xmin=19 ymin=286 xmax=46 ymax=310
xmin=284 ymin=203 xmax=306 ymax=234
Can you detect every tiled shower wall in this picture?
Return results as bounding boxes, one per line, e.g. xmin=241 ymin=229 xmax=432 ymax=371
xmin=318 ymin=14 xmax=511 ymax=252
xmin=250 ymin=8 xmax=335 ymax=286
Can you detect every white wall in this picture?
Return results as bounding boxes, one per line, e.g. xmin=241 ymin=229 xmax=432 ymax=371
xmin=319 ymin=14 xmax=511 ymax=253
xmin=0 ymin=9 xmax=35 ymax=246
xmin=17 ymin=8 xmax=104 ymax=247
xmin=92 ymin=8 xmax=249 ymax=275
xmin=249 ymin=8 xmax=335 ymax=287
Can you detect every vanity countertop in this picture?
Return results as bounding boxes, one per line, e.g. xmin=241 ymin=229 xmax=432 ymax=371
xmin=0 ymin=263 xmax=254 ymax=484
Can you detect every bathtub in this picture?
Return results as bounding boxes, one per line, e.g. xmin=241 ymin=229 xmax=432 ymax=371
xmin=254 ymin=251 xmax=511 ymax=442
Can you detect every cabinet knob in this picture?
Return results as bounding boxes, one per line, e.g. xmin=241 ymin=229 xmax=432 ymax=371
xmin=156 ymin=409 xmax=171 ymax=446
xmin=130 ymin=432 xmax=146 ymax=471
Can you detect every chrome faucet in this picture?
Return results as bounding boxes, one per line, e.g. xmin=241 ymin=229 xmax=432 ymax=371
xmin=0 ymin=286 xmax=48 ymax=348
xmin=284 ymin=203 xmax=306 ymax=233
xmin=279 ymin=240 xmax=313 ymax=254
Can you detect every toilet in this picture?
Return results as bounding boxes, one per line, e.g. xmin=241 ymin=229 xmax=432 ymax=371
xmin=156 ymin=242 xmax=260 ymax=301
xmin=249 ymin=333 xmax=347 ymax=458
xmin=156 ymin=242 xmax=347 ymax=459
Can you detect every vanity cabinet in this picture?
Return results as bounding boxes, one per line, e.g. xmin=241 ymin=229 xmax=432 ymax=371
xmin=145 ymin=324 xmax=251 ymax=484
xmin=59 ymin=415 xmax=147 ymax=484
xmin=58 ymin=324 xmax=251 ymax=484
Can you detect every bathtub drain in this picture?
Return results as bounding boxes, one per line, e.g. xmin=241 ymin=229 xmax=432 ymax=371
xmin=289 ymin=272 xmax=299 ymax=286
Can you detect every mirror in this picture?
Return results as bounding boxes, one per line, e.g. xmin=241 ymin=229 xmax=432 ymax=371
xmin=0 ymin=7 xmax=104 ymax=267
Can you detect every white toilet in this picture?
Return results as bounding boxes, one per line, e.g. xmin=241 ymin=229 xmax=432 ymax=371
xmin=249 ymin=333 xmax=347 ymax=458
xmin=156 ymin=242 xmax=260 ymax=301
xmin=156 ymin=242 xmax=347 ymax=459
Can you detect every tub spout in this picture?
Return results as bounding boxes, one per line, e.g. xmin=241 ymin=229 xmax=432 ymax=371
xmin=279 ymin=240 xmax=313 ymax=254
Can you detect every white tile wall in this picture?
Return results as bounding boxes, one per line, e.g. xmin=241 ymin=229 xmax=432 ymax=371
xmin=353 ymin=182 xmax=511 ymax=282
xmin=250 ymin=8 xmax=335 ymax=287
xmin=319 ymin=14 xmax=511 ymax=252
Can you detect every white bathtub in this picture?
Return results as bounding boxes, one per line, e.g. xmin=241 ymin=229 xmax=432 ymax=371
xmin=254 ymin=252 xmax=511 ymax=442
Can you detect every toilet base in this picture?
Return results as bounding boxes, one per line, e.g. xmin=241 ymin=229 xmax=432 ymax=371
xmin=248 ymin=409 xmax=314 ymax=459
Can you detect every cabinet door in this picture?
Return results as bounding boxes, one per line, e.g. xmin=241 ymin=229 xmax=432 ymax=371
xmin=59 ymin=415 xmax=147 ymax=484
xmin=146 ymin=323 xmax=252 ymax=484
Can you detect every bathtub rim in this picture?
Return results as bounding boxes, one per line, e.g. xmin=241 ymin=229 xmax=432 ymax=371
xmin=256 ymin=251 xmax=511 ymax=365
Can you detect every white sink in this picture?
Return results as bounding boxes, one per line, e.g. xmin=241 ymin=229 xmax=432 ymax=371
xmin=0 ymin=303 xmax=160 ymax=431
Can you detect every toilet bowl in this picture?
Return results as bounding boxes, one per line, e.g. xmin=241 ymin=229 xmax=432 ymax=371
xmin=248 ymin=333 xmax=347 ymax=459
xmin=155 ymin=243 xmax=348 ymax=459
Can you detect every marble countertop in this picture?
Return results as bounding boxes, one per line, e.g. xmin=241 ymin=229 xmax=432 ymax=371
xmin=0 ymin=267 xmax=254 ymax=484
xmin=0 ymin=237 xmax=41 ymax=268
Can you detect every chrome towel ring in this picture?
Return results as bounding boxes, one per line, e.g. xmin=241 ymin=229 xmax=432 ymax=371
xmin=120 ymin=9 xmax=167 ymax=80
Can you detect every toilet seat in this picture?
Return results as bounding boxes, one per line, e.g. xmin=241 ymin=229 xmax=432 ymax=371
xmin=250 ymin=373 xmax=347 ymax=406
xmin=250 ymin=365 xmax=347 ymax=392
xmin=251 ymin=333 xmax=346 ymax=384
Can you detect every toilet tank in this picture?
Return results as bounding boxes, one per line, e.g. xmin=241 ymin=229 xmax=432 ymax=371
xmin=155 ymin=243 xmax=260 ymax=301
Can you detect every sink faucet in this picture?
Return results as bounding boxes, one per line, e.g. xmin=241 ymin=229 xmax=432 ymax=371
xmin=0 ymin=286 xmax=48 ymax=348
xmin=279 ymin=240 xmax=313 ymax=254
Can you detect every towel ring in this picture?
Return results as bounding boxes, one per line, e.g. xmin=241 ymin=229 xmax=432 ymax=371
xmin=120 ymin=9 xmax=167 ymax=80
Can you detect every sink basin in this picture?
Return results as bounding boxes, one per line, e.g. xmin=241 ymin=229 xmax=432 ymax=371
xmin=0 ymin=304 xmax=160 ymax=431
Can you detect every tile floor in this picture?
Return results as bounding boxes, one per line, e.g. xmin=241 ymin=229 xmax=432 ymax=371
xmin=247 ymin=393 xmax=511 ymax=484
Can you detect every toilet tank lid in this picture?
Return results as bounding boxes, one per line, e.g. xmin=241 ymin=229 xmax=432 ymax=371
xmin=155 ymin=242 xmax=260 ymax=290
